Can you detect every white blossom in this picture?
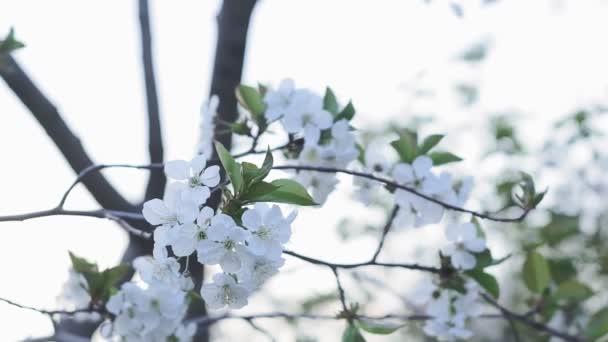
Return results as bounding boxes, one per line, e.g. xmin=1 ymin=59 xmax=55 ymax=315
xmin=282 ymin=90 xmax=332 ymax=140
xmin=241 ymin=203 xmax=295 ymax=258
xmin=106 ymin=282 xmax=191 ymax=341
xmin=264 ymin=79 xmax=296 ymax=122
xmin=196 ymin=214 xmax=248 ymax=273
xmin=236 ymin=246 xmax=285 ymax=290
xmin=164 ymin=155 xmax=220 ymax=204
xmin=391 ymin=156 xmax=446 ymax=228
xmin=296 ymin=171 xmax=338 ymax=204
xmin=142 ymin=183 xmax=199 ymax=228
xmin=133 ymin=248 xmax=193 ymax=292
xmin=168 ymin=207 xmax=214 ymax=257
xmin=201 ymin=273 xmax=249 ymax=310
xmin=418 ymin=279 xmax=482 ymax=341
xmin=442 ymin=222 xmax=486 ymax=270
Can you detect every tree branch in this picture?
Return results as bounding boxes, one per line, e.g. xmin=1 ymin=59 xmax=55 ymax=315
xmin=481 ymin=293 xmax=584 ymax=342
xmin=138 ymin=0 xmax=166 ymax=201
xmin=283 ymin=250 xmax=440 ymax=273
xmin=0 ymin=55 xmax=134 ymax=212
xmin=370 ymin=206 xmax=399 ymax=262
xmin=209 ymin=0 xmax=258 ymax=151
xmin=273 ymin=165 xmax=532 ymax=223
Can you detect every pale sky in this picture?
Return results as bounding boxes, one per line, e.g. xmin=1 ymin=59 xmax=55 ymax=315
xmin=1 ymin=0 xmax=608 ymax=340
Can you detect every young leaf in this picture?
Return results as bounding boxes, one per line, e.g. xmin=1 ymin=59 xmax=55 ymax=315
xmin=390 ymin=132 xmax=418 ymax=164
xmin=355 ymin=143 xmax=365 ymax=165
xmin=585 ymin=308 xmax=608 ymax=341
xmin=342 ymin=324 xmax=366 ymax=342
xmin=418 ymin=134 xmax=444 ymax=154
xmin=548 ymin=258 xmax=577 ymax=284
xmin=553 ymin=280 xmax=593 ymax=302
xmin=465 ymin=269 xmax=500 ymax=299
xmin=245 ymin=179 xmax=316 ymax=206
xmin=428 ymin=151 xmax=462 ymax=166
xmin=522 ymin=250 xmax=551 ymax=293
xmin=335 ymin=101 xmax=355 ymax=122
xmin=0 ymin=28 xmax=25 ymax=54
xmin=214 ymin=142 xmax=243 ymax=194
xmin=323 ymin=87 xmax=339 ymax=115
xmin=231 ymin=120 xmax=251 ymax=136
xmin=256 ymin=148 xmax=274 ymax=183
xmin=240 ymin=181 xmax=280 ymax=201
xmin=235 ymin=85 xmax=266 ymax=124
xmin=100 ymin=264 xmax=131 ymax=301
xmin=69 ymin=251 xmax=98 ymax=274
xmin=355 ymin=319 xmax=403 ymax=335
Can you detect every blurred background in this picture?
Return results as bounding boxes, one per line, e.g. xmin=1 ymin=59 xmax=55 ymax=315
xmin=1 ymin=0 xmax=608 ymax=340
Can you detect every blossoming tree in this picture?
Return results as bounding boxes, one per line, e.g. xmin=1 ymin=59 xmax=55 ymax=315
xmin=1 ymin=1 xmax=607 ymax=342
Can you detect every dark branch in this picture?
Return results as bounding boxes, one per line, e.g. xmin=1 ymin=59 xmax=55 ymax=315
xmin=0 ymin=55 xmax=134 ymax=212
xmin=138 ymin=0 xmax=166 ymax=201
xmin=209 ymin=0 xmax=257 ymax=151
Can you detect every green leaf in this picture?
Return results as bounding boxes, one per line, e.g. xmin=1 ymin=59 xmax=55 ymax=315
xmin=540 ymin=213 xmax=579 ymax=247
xmin=548 ymin=258 xmax=577 ymax=284
xmin=428 ymin=151 xmax=462 ymax=166
xmin=69 ymin=251 xmax=98 ymax=274
xmin=522 ymin=251 xmax=552 ymax=293
xmin=215 ymin=142 xmax=243 ymax=194
xmin=532 ymin=189 xmax=547 ymax=207
xmin=241 ymin=149 xmax=273 ymax=187
xmin=240 ymin=181 xmax=280 ymax=201
xmin=466 ymin=269 xmax=500 ymax=299
xmin=257 ymin=148 xmax=274 ymax=182
xmin=342 ymin=324 xmax=366 ymax=342
xmin=323 ymin=87 xmax=339 ymax=115
xmin=99 ymin=264 xmax=131 ymax=301
xmin=390 ymin=132 xmax=418 ymax=163
xmin=356 ymin=143 xmax=365 ymax=164
xmin=585 ymin=308 xmax=608 ymax=340
xmin=231 ymin=120 xmax=251 ymax=136
xmin=418 ymin=134 xmax=444 ymax=154
xmin=335 ymin=101 xmax=355 ymax=121
xmin=0 ymin=28 xmax=25 ymax=54
xmin=235 ymin=85 xmax=266 ymax=124
xmin=473 ymin=249 xmax=493 ymax=269
xmin=355 ymin=319 xmax=403 ymax=335
xmin=553 ymin=280 xmax=592 ymax=302
xmin=245 ymin=179 xmax=316 ymax=206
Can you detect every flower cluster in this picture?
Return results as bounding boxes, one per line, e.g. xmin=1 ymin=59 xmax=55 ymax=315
xmin=141 ymin=150 xmax=296 ymax=313
xmin=264 ymin=79 xmax=359 ymax=204
xmin=104 ymin=282 xmax=194 ymax=342
xmin=415 ymin=278 xmax=482 ymax=341
xmin=100 ymin=236 xmax=195 ymax=341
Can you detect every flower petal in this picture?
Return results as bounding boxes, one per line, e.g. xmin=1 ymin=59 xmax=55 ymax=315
xmin=164 ymin=160 xmax=190 ymax=180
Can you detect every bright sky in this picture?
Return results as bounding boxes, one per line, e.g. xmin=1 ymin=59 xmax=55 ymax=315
xmin=1 ymin=0 xmax=608 ymax=340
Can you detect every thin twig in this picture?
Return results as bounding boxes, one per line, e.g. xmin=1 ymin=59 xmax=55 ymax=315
xmin=273 ymin=165 xmax=532 ymax=223
xmin=0 ymin=297 xmax=97 ymax=317
xmin=331 ymin=268 xmax=348 ymax=312
xmin=283 ymin=250 xmax=440 ymax=273
xmin=370 ymin=206 xmax=399 ymax=262
xmin=481 ymin=293 xmax=584 ymax=342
